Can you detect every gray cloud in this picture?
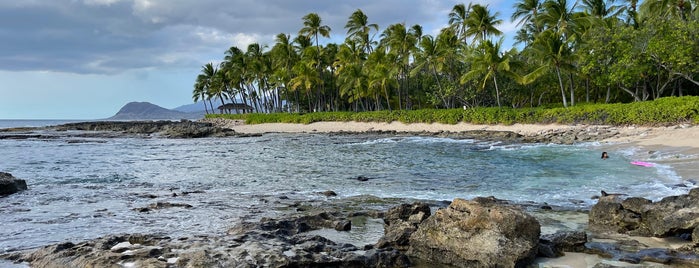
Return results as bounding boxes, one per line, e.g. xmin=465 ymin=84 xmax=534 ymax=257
xmin=0 ymin=0 xmax=510 ymax=74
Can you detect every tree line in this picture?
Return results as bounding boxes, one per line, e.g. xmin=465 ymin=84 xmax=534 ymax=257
xmin=193 ymin=0 xmax=699 ymax=114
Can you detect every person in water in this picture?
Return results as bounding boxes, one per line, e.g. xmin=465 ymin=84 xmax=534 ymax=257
xmin=601 ymin=152 xmax=609 ymax=159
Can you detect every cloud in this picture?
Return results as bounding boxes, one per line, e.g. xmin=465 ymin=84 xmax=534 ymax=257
xmin=0 ymin=1 xmax=517 ymax=75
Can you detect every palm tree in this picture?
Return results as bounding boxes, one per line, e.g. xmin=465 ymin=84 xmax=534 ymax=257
xmin=299 ymin=13 xmax=332 ymax=51
xmin=192 ymin=78 xmax=210 ymax=114
xmin=271 ymin=33 xmax=299 ymax=112
xmin=512 ymin=0 xmax=543 ymax=33
xmin=448 ymin=3 xmax=473 ymax=43
xmin=298 ymin=13 xmax=331 ymax=112
xmin=345 ymin=9 xmax=379 ymax=54
xmin=640 ymin=0 xmax=694 ymax=20
xmin=464 ymin=4 xmax=503 ymax=42
xmin=335 ymin=41 xmax=369 ymax=111
xmin=412 ymin=35 xmax=448 ymax=106
xmin=288 ymin=47 xmax=321 ymax=112
xmin=366 ymin=50 xmax=398 ymax=110
xmin=199 ymin=63 xmax=229 ymax=113
xmin=380 ymin=23 xmax=420 ymax=109
xmin=525 ymin=30 xmax=575 ymax=107
xmin=461 ymin=38 xmax=518 ymax=108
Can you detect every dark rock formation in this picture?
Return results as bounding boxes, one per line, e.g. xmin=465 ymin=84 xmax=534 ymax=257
xmin=538 ymin=231 xmax=588 ymax=257
xmin=0 ymin=172 xmax=27 ymax=196
xmin=375 ymin=202 xmax=431 ymax=250
xmin=589 ymin=188 xmax=699 ymax=238
xmin=407 ymin=197 xmax=541 ymax=267
xmin=53 ymin=120 xmax=236 ymax=138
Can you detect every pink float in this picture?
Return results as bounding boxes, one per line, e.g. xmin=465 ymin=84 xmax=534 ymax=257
xmin=631 ymin=161 xmax=654 ymax=167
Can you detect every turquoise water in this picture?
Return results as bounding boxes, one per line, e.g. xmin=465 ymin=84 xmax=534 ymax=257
xmin=0 ymin=132 xmax=690 ymax=253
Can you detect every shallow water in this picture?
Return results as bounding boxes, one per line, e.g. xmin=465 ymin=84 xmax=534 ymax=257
xmin=0 ymin=132 xmax=693 ymax=253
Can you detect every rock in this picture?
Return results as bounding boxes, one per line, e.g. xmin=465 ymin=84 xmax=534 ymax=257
xmin=134 ymin=202 xmax=193 ymax=212
xmin=334 ymin=220 xmax=351 ymax=231
xmin=0 ymin=172 xmax=28 ymax=196
xmin=538 ymin=231 xmax=587 ymax=257
xmin=382 ymin=202 xmax=431 ymax=226
xmin=355 ymin=176 xmax=371 ymax=181
xmin=375 ymin=202 xmax=431 ymax=250
xmin=589 ymin=188 xmax=699 ymax=238
xmin=320 ymin=190 xmax=337 ymax=197
xmin=407 ymin=197 xmax=541 ymax=267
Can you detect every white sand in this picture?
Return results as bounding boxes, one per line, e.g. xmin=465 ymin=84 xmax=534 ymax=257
xmin=206 ymin=119 xmax=699 ymax=150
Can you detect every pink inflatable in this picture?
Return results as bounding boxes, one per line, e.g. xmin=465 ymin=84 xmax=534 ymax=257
xmin=631 ymin=161 xmax=654 ymax=167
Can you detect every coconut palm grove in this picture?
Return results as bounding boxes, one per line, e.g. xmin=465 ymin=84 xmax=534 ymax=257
xmin=192 ymin=0 xmax=699 ymax=114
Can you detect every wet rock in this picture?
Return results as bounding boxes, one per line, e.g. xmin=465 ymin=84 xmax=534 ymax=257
xmin=320 ymin=190 xmax=337 ymax=197
xmin=538 ymin=231 xmax=587 ymax=257
xmin=589 ymin=188 xmax=699 ymax=238
xmin=355 ymin=175 xmax=371 ymax=181
xmin=133 ymin=202 xmax=193 ymax=212
xmin=334 ymin=220 xmax=352 ymax=231
xmin=51 ymin=120 xmax=237 ymax=138
xmin=407 ymin=197 xmax=540 ymax=267
xmin=375 ymin=202 xmax=430 ymax=250
xmin=0 ymin=172 xmax=28 ymax=196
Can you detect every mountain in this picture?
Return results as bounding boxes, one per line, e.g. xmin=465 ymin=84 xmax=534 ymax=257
xmin=173 ymin=99 xmax=224 ymax=113
xmin=108 ymin=102 xmax=203 ymax=120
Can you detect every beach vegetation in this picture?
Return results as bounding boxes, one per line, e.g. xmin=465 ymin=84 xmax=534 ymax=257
xmin=193 ymin=2 xmax=699 ymax=118
xmin=210 ymin=96 xmax=699 ymax=126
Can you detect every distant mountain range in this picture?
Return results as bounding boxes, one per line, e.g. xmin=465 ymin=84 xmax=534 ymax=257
xmin=107 ymin=102 xmax=206 ymax=120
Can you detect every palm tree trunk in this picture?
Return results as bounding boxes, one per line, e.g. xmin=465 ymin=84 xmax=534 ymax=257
xmin=218 ymin=95 xmax=226 ymax=114
xmin=568 ymin=72 xmax=575 ymax=106
xmin=555 ymin=66 xmax=568 ymax=108
xmin=493 ymin=74 xmax=502 ymax=108
xmin=201 ymin=93 xmax=210 ymax=114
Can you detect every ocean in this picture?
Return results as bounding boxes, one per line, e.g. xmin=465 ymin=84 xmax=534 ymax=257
xmin=0 ymin=121 xmax=692 ymax=254
xmin=0 ymin=119 xmax=88 ymax=129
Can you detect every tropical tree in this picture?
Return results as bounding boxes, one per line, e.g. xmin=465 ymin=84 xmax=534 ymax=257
xmin=464 ymin=4 xmax=503 ymax=42
xmin=512 ymin=0 xmax=543 ymax=33
xmin=298 ymin=13 xmax=331 ymax=111
xmin=525 ymin=30 xmax=575 ymax=107
xmin=345 ymin=9 xmax=379 ymax=54
xmin=192 ymin=77 xmax=210 ymax=114
xmin=461 ymin=38 xmax=519 ymax=108
xmin=448 ymin=3 xmax=473 ymax=43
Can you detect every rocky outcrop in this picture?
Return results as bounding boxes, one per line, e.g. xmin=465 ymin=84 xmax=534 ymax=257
xmin=538 ymin=231 xmax=588 ymax=257
xmin=375 ymin=202 xmax=431 ymax=250
xmin=53 ymin=120 xmax=237 ymax=138
xmin=589 ymin=188 xmax=699 ymax=238
xmin=407 ymin=197 xmax=541 ymax=268
xmin=0 ymin=172 xmax=27 ymax=196
xmin=3 ymin=211 xmax=411 ymax=268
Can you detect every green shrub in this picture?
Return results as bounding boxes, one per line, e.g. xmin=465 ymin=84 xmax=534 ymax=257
xmin=204 ymin=96 xmax=699 ymax=126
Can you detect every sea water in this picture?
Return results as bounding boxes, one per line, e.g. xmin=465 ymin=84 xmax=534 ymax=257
xmin=0 ymin=132 xmax=691 ymax=253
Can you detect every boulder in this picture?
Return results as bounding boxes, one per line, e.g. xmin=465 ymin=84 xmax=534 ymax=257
xmin=375 ymin=202 xmax=430 ymax=250
xmin=407 ymin=197 xmax=541 ymax=267
xmin=0 ymin=172 xmax=28 ymax=196
xmin=589 ymin=188 xmax=699 ymax=238
xmin=538 ymin=231 xmax=588 ymax=257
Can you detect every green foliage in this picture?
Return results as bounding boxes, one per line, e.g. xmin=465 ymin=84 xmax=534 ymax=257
xmin=207 ymin=96 xmax=699 ymax=126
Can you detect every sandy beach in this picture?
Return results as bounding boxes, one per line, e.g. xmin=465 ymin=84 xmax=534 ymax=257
xmin=204 ymin=118 xmax=699 ymax=182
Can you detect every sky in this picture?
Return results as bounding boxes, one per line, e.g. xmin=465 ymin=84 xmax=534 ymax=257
xmin=0 ymin=0 xmax=519 ymax=119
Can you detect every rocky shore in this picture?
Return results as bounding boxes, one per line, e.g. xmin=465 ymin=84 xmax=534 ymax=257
xmin=3 ymin=189 xmax=699 ymax=267
xmin=1 ymin=119 xmax=628 ymax=145
xmin=2 ymin=119 xmax=698 ymax=267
